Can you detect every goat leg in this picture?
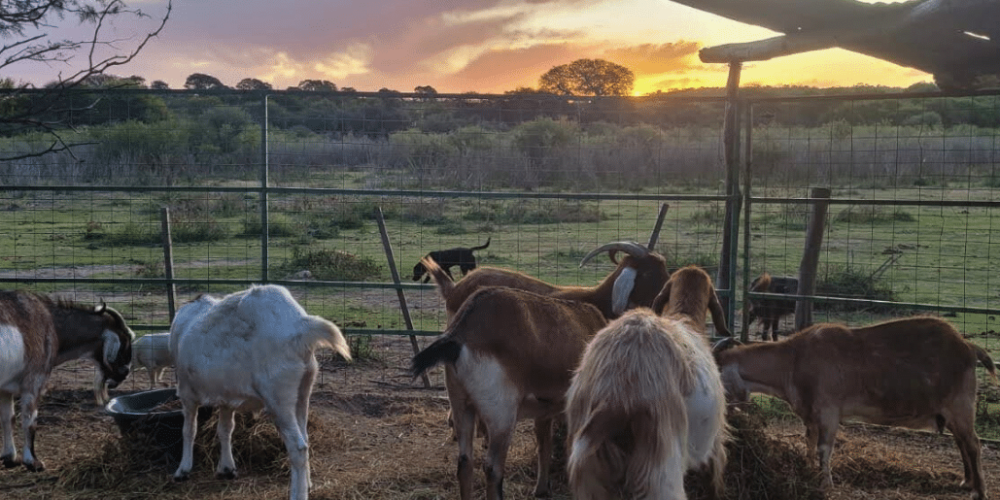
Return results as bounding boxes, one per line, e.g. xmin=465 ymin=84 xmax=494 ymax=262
xmin=0 ymin=394 xmax=18 ymax=468
xmin=532 ymin=417 xmax=554 ymax=498
xmin=215 ymin=406 xmax=238 ymax=479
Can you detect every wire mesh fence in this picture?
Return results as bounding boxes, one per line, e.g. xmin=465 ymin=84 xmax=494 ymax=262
xmin=2 ymin=87 xmax=1000 ymax=393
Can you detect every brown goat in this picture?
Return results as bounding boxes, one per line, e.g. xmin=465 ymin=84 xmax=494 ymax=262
xmin=412 ymin=287 xmax=608 ymax=500
xmin=746 ymin=272 xmax=798 ymax=341
xmin=423 ymin=241 xmax=670 ymax=320
xmin=714 ymin=316 xmax=996 ymax=498
xmin=0 ymin=291 xmax=135 ymax=471
xmin=651 ymin=265 xmax=732 ymax=337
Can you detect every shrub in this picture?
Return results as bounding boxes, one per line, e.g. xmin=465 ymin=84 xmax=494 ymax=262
xmin=277 ymin=247 xmax=382 ymax=281
xmin=815 ymin=263 xmax=896 ymax=311
xmin=834 ymin=205 xmax=915 ymax=224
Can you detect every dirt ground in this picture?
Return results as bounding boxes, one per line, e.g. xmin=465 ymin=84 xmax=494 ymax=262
xmin=1 ymin=335 xmax=998 ymax=500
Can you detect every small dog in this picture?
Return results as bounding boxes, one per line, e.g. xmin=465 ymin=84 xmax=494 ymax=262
xmin=412 ymin=237 xmax=490 ymax=283
xmin=747 ymin=272 xmax=798 ymax=341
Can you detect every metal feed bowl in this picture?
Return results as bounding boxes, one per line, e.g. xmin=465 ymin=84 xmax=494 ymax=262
xmin=105 ymin=388 xmax=211 ymax=462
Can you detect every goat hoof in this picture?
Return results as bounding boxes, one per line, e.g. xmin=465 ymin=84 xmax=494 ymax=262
xmin=24 ymin=460 xmax=44 ymax=472
xmin=533 ymin=482 xmax=551 ymax=497
xmin=173 ymin=472 xmax=190 ymax=482
xmin=216 ymin=468 xmax=238 ymax=480
xmin=1 ymin=455 xmax=20 ymax=469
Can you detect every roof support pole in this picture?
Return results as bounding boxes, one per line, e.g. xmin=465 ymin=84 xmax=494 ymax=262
xmin=717 ymin=61 xmax=742 ymax=331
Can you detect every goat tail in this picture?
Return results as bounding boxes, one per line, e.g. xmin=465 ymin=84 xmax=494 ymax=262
xmin=301 ymin=316 xmax=352 ymax=362
xmin=421 ymin=256 xmax=455 ymax=298
xmin=470 ymin=236 xmax=491 ymax=251
xmin=750 ymin=271 xmax=772 ymax=292
xmin=411 ymin=336 xmax=461 ymax=380
xmin=973 ymin=345 xmax=998 ymax=384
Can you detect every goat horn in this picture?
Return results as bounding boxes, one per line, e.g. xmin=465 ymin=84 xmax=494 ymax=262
xmin=712 ymin=336 xmax=742 ymax=354
xmin=102 ymin=306 xmax=136 ymax=339
xmin=579 ymin=241 xmax=650 ymax=268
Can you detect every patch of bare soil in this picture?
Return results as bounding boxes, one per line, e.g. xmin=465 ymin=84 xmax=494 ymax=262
xmin=3 ymin=338 xmax=999 ymax=500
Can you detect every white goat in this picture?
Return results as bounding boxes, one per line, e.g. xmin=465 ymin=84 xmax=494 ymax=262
xmin=411 ymin=287 xmax=609 ymax=500
xmin=170 ymin=285 xmax=351 ymax=500
xmin=132 ymin=332 xmax=173 ymax=389
xmin=0 ymin=291 xmax=134 ymax=471
xmin=566 ymin=266 xmax=730 ymax=500
xmin=714 ymin=316 xmax=996 ymax=499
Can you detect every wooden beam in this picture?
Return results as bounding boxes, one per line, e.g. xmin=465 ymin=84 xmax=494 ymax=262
xmin=700 ymin=33 xmax=839 ymax=63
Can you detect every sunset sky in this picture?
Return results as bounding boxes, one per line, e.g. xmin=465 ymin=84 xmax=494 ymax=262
xmin=14 ymin=0 xmax=932 ymax=94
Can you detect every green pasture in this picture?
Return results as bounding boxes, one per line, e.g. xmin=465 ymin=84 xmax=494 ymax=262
xmin=2 ymin=176 xmax=999 ymax=341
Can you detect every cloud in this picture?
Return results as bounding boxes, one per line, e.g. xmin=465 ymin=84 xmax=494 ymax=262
xmin=444 ymin=43 xmax=593 ymax=92
xmin=604 ymin=41 xmax=703 ymax=74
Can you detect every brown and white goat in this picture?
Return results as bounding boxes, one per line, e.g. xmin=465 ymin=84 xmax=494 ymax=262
xmin=566 ymin=302 xmax=729 ymax=498
xmin=412 ymin=287 xmax=608 ymax=500
xmin=424 ymin=240 xmax=671 ymax=441
xmin=714 ymin=316 xmax=996 ymax=499
xmin=746 ymin=272 xmax=798 ymax=341
xmin=651 ymin=264 xmax=731 ymax=338
xmin=423 ymin=241 xmax=670 ymax=320
xmin=0 ymin=291 xmax=135 ymax=471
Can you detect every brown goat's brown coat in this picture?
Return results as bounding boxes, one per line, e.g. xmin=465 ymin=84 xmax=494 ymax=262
xmin=411 ymin=287 xmax=608 ymax=500
xmin=651 ymin=265 xmax=731 ymax=337
xmin=715 ymin=316 xmax=995 ymax=498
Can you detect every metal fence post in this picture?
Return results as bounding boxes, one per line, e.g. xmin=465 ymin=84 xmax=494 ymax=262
xmin=260 ymin=93 xmax=270 ymax=282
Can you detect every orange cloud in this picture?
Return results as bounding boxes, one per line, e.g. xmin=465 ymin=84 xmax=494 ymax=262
xmin=604 ymin=41 xmax=704 ymax=74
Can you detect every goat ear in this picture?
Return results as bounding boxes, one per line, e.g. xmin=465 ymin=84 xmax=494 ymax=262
xmin=94 ymin=301 xmax=107 ymax=314
xmin=651 ymin=282 xmax=671 ymax=315
xmin=611 ymin=267 xmax=637 ymax=316
xmin=708 ymin=288 xmax=732 ymax=337
xmin=102 ymin=330 xmax=122 ymax=365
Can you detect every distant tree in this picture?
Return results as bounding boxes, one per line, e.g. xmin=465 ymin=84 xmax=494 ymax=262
xmin=236 ymin=78 xmax=273 ymax=91
xmin=151 ymin=80 xmax=170 ymax=90
xmin=0 ymin=0 xmax=172 ymax=160
xmin=184 ymin=73 xmax=227 ymax=90
xmin=297 ymin=79 xmax=337 ymax=91
xmin=414 ymin=85 xmax=437 ymax=95
xmin=340 ymin=86 xmax=357 ymax=93
xmin=538 ymin=59 xmax=634 ymax=96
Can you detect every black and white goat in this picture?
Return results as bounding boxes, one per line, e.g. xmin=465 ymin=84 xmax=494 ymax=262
xmin=170 ymin=285 xmax=351 ymax=500
xmin=0 ymin=291 xmax=134 ymax=471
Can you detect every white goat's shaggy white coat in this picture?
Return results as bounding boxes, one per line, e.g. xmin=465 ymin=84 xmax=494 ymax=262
xmin=567 ymin=267 xmax=729 ymax=500
xmin=132 ymin=332 xmax=173 ymax=389
xmin=170 ymin=286 xmax=351 ymax=500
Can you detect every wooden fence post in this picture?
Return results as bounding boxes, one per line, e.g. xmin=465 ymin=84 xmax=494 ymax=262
xmin=160 ymin=207 xmax=177 ymax=324
xmin=374 ymin=206 xmax=431 ymax=388
xmin=795 ymin=187 xmax=831 ymax=330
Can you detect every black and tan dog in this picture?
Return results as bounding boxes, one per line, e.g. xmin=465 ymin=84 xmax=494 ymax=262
xmin=412 ymin=237 xmax=490 ymax=283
